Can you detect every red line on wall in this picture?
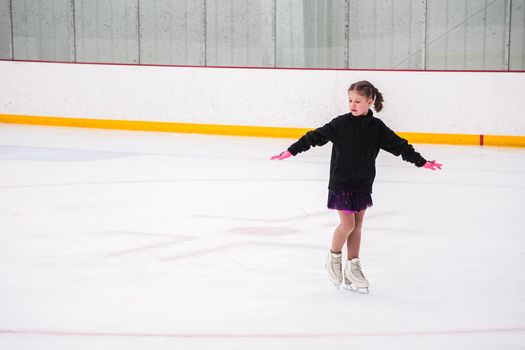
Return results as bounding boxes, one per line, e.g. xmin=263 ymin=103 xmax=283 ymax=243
xmin=2 ymin=58 xmax=525 ymax=73
xmin=480 ymin=134 xmax=484 ymax=146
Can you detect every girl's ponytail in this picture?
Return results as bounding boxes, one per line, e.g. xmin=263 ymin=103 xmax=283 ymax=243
xmin=373 ymin=88 xmax=384 ymax=112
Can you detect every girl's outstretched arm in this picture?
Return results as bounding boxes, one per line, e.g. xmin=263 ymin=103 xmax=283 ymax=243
xmin=270 ymin=126 xmax=333 ymax=161
xmin=378 ymin=120 xmax=443 ymax=169
xmin=272 ymin=117 xmax=339 ymax=161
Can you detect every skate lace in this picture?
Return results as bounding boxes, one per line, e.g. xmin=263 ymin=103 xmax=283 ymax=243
xmin=332 ymin=256 xmax=342 ymax=278
xmin=352 ymin=262 xmax=365 ymax=280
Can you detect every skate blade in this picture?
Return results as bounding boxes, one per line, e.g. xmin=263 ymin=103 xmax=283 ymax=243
xmin=325 ymin=265 xmax=342 ymax=290
xmin=344 ymin=284 xmax=369 ymax=295
xmin=329 ymin=279 xmax=341 ymax=290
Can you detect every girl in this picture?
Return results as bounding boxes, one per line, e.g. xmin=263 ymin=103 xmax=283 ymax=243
xmin=271 ymin=80 xmax=442 ymax=294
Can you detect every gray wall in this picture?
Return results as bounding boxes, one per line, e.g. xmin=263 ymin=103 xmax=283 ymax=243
xmin=510 ymin=0 xmax=525 ymax=70
xmin=276 ymin=0 xmax=348 ymax=68
xmin=75 ymin=0 xmax=139 ymax=63
xmin=139 ymin=0 xmax=205 ymax=65
xmin=0 ymin=0 xmax=523 ymax=70
xmin=425 ymin=0 xmax=509 ymax=70
xmin=10 ymin=0 xmax=74 ymax=61
xmin=348 ymin=0 xmax=427 ymax=69
xmin=206 ymin=0 xmax=275 ymax=67
xmin=0 ymin=0 xmax=12 ymax=58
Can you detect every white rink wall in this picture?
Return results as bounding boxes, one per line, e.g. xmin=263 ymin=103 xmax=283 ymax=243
xmin=1 ymin=60 xmax=524 ymax=136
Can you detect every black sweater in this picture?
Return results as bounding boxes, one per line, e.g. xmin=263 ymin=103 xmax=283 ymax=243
xmin=287 ymin=110 xmax=427 ymax=193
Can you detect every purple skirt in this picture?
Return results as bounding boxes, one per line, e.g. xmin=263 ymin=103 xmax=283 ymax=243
xmin=327 ymin=190 xmax=373 ymax=213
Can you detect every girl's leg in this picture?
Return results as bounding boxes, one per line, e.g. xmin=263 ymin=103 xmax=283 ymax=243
xmin=331 ymin=210 xmax=356 ymax=253
xmin=346 ymin=209 xmax=366 ymax=259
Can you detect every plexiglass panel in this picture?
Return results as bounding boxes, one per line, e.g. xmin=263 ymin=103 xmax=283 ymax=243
xmin=277 ymin=0 xmax=347 ymax=68
xmin=75 ymin=0 xmax=139 ymax=63
xmin=0 ymin=0 xmax=521 ymax=70
xmin=510 ymin=0 xmax=525 ymax=70
xmin=348 ymin=0 xmax=425 ymax=69
xmin=139 ymin=0 xmax=205 ymax=65
xmin=11 ymin=0 xmax=74 ymax=61
xmin=0 ymin=0 xmax=12 ymax=58
xmin=206 ymin=0 xmax=275 ymax=67
xmin=426 ymin=0 xmax=508 ymax=70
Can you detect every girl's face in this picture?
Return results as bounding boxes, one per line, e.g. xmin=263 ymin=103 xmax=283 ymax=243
xmin=348 ymin=90 xmax=373 ymax=116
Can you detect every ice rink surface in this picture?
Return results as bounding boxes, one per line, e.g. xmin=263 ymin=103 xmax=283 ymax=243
xmin=0 ymin=124 xmax=524 ymax=350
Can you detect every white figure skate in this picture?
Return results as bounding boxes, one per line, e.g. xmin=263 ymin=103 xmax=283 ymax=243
xmin=325 ymin=251 xmax=343 ymax=289
xmin=344 ymin=257 xmax=369 ymax=294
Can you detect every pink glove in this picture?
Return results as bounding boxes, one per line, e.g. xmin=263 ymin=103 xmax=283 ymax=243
xmin=423 ymin=160 xmax=442 ymax=170
xmin=271 ymin=151 xmax=293 ymax=160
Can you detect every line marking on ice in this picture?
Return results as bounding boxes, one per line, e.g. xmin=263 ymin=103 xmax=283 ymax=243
xmin=1 ymin=327 xmax=524 ymax=339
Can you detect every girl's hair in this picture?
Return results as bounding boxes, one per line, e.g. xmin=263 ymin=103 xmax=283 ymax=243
xmin=348 ymin=80 xmax=384 ymax=112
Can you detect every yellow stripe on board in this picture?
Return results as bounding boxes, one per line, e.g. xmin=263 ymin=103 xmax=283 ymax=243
xmin=397 ymin=132 xmax=480 ymax=146
xmin=483 ymin=135 xmax=525 ymax=147
xmin=397 ymin=132 xmax=525 ymax=147
xmin=1 ymin=114 xmax=524 ymax=147
xmin=0 ymin=114 xmax=310 ymax=139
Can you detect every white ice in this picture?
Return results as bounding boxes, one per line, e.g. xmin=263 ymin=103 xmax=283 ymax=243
xmin=0 ymin=124 xmax=524 ymax=350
